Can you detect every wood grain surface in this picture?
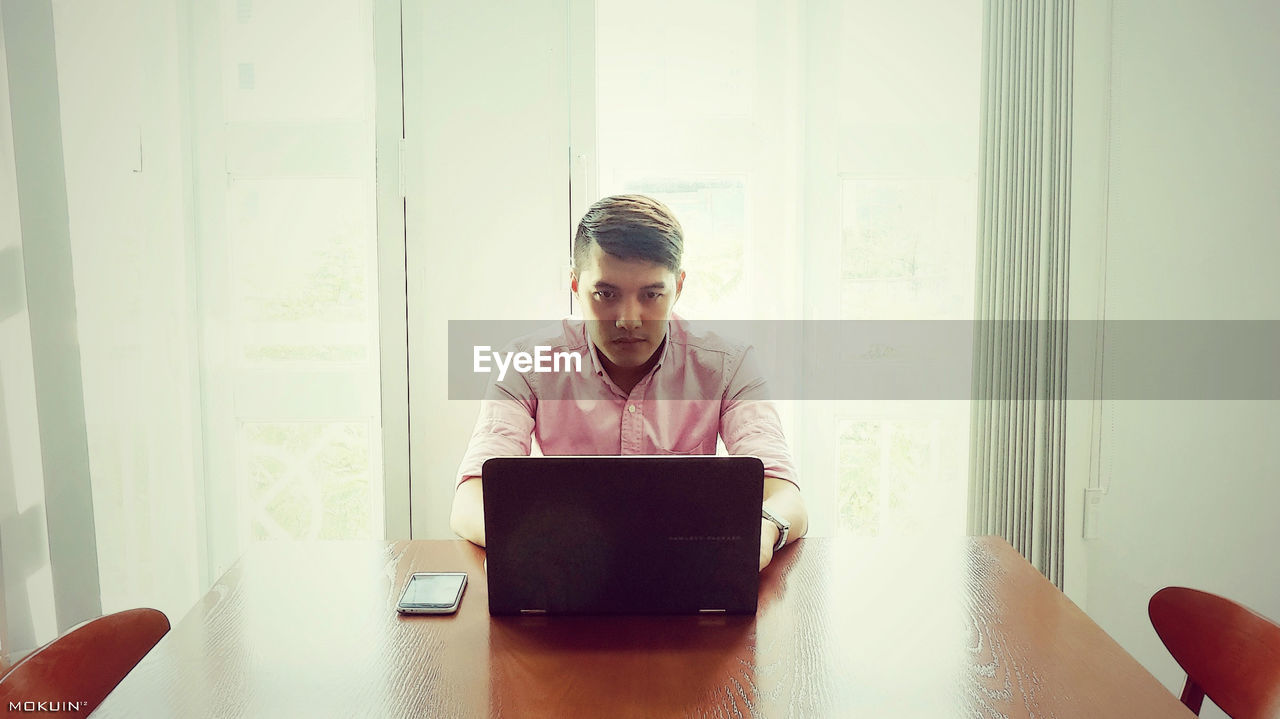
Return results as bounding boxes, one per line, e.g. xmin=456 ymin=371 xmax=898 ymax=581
xmin=90 ymin=537 xmax=1195 ymax=718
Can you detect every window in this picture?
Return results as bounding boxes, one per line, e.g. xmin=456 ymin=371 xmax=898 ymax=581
xmin=205 ymin=0 xmax=385 ymax=565
xmin=590 ymin=0 xmax=981 ymax=536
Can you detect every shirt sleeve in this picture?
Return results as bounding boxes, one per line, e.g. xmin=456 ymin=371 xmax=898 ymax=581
xmin=719 ymin=344 xmax=799 ymax=489
xmin=454 ymin=367 xmax=537 ymax=488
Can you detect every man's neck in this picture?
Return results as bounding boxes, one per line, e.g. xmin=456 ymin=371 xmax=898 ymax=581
xmin=597 ymin=336 xmax=666 ymax=396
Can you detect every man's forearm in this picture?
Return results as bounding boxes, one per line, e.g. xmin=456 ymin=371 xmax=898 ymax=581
xmin=763 ymin=477 xmax=808 ymax=545
xmin=450 ymin=477 xmax=487 ymax=547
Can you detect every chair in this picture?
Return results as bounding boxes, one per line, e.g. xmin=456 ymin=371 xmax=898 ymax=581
xmin=0 ymin=607 xmax=169 ymax=717
xmin=1149 ymin=587 xmax=1280 ymax=719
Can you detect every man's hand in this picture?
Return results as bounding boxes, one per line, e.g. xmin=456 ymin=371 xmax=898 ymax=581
xmin=759 ymin=477 xmax=808 ymax=571
xmin=760 ymin=517 xmax=780 ymax=571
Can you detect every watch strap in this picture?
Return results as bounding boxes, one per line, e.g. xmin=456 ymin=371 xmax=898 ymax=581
xmin=761 ymin=506 xmax=790 ymax=552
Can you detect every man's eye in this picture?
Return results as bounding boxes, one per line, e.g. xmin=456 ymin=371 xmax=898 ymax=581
xmin=646 ymin=292 xmax=664 ymax=300
xmin=593 ymin=291 xmax=616 ymax=300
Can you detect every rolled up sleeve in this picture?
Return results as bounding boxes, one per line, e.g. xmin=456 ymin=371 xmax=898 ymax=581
xmin=719 ymin=345 xmax=799 ymax=488
xmin=454 ymin=371 xmax=537 ymax=487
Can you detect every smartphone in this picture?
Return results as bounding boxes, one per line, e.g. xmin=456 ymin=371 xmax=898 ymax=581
xmin=396 ymin=572 xmax=468 ymax=615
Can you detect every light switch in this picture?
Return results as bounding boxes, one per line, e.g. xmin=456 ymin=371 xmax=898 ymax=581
xmin=1083 ymin=487 xmax=1104 ymax=539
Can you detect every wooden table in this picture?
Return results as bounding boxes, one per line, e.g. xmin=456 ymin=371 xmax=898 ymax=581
xmin=93 ymin=537 xmax=1194 ymax=718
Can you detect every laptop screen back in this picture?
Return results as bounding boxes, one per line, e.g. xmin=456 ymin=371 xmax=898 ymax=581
xmin=482 ymin=456 xmax=764 ymax=615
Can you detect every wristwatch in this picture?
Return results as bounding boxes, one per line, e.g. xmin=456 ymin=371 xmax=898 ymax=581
xmin=761 ymin=506 xmax=790 ymax=552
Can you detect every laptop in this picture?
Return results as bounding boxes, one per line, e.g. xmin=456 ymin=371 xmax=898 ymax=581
xmin=481 ymin=455 xmax=764 ymax=616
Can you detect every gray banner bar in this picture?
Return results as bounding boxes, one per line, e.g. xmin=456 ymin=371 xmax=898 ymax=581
xmin=448 ymin=320 xmax=1280 ymax=400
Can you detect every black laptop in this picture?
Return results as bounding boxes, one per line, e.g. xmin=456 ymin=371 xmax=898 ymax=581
xmin=481 ymin=455 xmax=764 ymax=616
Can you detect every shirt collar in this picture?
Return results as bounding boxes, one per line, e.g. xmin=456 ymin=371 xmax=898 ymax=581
xmin=582 ymin=318 xmax=674 ymax=378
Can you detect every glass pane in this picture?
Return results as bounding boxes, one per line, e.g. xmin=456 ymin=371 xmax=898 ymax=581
xmin=836 ymin=409 xmax=966 ymax=537
xmin=229 ymin=178 xmax=373 ymax=364
xmin=220 ymin=0 xmax=371 ymax=122
xmin=608 ymin=177 xmax=747 ymax=319
xmin=840 ymin=176 xmax=977 ymax=321
xmin=594 ymin=0 xmax=773 ymax=322
xmin=596 ymin=0 xmax=756 ymax=142
xmin=203 ymin=0 xmax=384 ymax=563
xmin=242 ymin=422 xmax=377 ymax=540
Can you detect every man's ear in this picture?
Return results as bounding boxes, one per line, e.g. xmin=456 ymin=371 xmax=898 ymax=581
xmin=570 ymin=269 xmax=579 ymax=294
xmin=674 ymin=270 xmax=686 ymax=299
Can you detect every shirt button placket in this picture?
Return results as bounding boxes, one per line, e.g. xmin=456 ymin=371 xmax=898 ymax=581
xmin=620 ymin=401 xmax=635 ymax=454
xmin=621 ymin=383 xmax=645 ymax=454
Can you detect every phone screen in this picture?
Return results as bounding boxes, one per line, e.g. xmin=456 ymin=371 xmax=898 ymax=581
xmin=399 ymin=573 xmax=466 ymax=608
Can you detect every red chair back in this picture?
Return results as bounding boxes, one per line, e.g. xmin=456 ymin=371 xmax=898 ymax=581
xmin=0 ymin=607 xmax=170 ymax=718
xmin=1149 ymin=587 xmax=1280 ymax=719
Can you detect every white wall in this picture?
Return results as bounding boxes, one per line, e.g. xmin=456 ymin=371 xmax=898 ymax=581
xmin=0 ymin=5 xmax=60 ymax=660
xmin=48 ymin=0 xmax=205 ymax=624
xmin=2 ymin=0 xmax=205 ymax=650
xmin=1079 ymin=2 xmax=1280 ymax=717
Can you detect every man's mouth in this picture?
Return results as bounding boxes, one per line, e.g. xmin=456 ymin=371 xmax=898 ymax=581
xmin=612 ymin=337 xmax=646 ymax=345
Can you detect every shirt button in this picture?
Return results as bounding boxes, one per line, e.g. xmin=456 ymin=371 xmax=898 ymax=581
xmin=627 ymin=404 xmax=636 ymax=414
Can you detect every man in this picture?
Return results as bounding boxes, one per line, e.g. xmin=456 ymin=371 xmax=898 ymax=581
xmin=451 ymin=194 xmax=807 ymax=570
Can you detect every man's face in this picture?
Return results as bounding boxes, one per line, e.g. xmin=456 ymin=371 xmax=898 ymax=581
xmin=572 ymin=244 xmax=685 ymax=370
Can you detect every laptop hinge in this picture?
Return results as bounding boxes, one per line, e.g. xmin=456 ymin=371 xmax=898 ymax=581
xmin=519 ymin=609 xmax=548 ymax=615
xmin=699 ymin=609 xmax=727 ymax=614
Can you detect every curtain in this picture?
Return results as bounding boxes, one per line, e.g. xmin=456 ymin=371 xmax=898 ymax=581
xmin=968 ymin=0 xmax=1074 ymax=588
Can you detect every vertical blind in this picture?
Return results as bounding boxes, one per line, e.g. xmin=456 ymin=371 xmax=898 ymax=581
xmin=968 ymin=0 xmax=1074 ymax=588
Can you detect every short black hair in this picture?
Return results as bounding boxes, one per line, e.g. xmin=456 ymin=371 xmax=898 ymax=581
xmin=572 ymin=194 xmax=684 ymax=273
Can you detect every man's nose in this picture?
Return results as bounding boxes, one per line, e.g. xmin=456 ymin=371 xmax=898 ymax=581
xmin=615 ymin=298 xmax=642 ymax=330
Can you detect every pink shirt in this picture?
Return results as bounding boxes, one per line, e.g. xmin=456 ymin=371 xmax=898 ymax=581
xmin=456 ymin=315 xmax=798 ymax=487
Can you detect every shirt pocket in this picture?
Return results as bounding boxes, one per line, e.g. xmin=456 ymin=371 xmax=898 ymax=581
xmin=652 ymin=437 xmax=716 ymax=455
xmin=648 ymin=401 xmax=719 ymax=455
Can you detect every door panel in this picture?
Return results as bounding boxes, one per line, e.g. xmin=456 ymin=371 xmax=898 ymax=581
xmin=402 ymin=0 xmax=571 ymax=536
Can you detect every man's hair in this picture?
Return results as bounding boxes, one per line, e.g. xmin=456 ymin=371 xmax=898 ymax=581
xmin=572 ymin=194 xmax=684 ymax=274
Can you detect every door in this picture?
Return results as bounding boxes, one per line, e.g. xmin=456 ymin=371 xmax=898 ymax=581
xmin=401 ymin=0 xmax=572 ymax=536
